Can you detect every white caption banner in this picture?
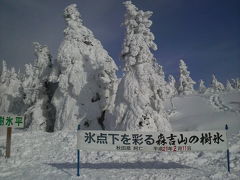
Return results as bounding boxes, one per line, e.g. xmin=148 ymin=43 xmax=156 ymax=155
xmin=78 ymin=130 xmax=227 ymax=152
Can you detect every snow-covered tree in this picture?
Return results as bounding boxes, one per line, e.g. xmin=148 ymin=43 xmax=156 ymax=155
xmin=210 ymin=74 xmax=224 ymax=92
xmin=231 ymin=79 xmax=237 ymax=89
xmin=22 ymin=42 xmax=56 ymax=131
xmin=0 ymin=61 xmax=23 ymax=115
xmin=230 ymin=78 xmax=240 ymax=89
xmin=232 ymin=78 xmax=240 ymax=89
xmin=0 ymin=60 xmax=8 ymax=83
xmin=32 ymin=42 xmax=52 ymax=80
xmin=178 ymin=59 xmax=196 ymax=95
xmin=105 ymin=1 xmax=171 ymax=132
xmin=51 ymin=4 xmax=118 ymax=131
xmin=156 ymin=65 xmax=169 ymax=100
xmin=166 ymin=75 xmax=177 ymax=98
xmin=198 ymin=79 xmax=207 ymax=94
xmin=226 ymin=80 xmax=234 ymax=91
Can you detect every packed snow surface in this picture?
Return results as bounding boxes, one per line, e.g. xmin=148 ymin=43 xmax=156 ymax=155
xmin=0 ymin=91 xmax=240 ymax=180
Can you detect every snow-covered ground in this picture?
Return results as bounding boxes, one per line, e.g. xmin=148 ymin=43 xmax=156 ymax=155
xmin=0 ymin=91 xmax=240 ymax=180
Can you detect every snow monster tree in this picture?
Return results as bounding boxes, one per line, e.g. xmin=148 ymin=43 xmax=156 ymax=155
xmin=198 ymin=79 xmax=207 ymax=94
xmin=106 ymin=1 xmax=172 ymax=132
xmin=0 ymin=61 xmax=23 ymax=115
xmin=178 ymin=59 xmax=196 ymax=95
xmin=22 ymin=42 xmax=56 ymax=131
xmin=209 ymin=74 xmax=225 ymax=92
xmin=52 ymin=4 xmax=118 ymax=131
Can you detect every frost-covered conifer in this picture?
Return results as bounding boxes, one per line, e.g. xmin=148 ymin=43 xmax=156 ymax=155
xmin=52 ymin=4 xmax=118 ymax=131
xmin=230 ymin=78 xmax=240 ymax=89
xmin=32 ymin=42 xmax=52 ymax=80
xmin=0 ymin=60 xmax=8 ymax=83
xmin=236 ymin=78 xmax=240 ymax=89
xmin=231 ymin=79 xmax=237 ymax=89
xmin=226 ymin=80 xmax=234 ymax=91
xmin=156 ymin=65 xmax=169 ymax=100
xmin=166 ymin=75 xmax=177 ymax=98
xmin=198 ymin=79 xmax=207 ymax=94
xmin=210 ymin=74 xmax=225 ymax=92
xmin=178 ymin=59 xmax=196 ymax=95
xmin=106 ymin=1 xmax=171 ymax=132
xmin=22 ymin=42 xmax=55 ymax=131
xmin=22 ymin=43 xmax=52 ymax=105
xmin=0 ymin=61 xmax=23 ymax=114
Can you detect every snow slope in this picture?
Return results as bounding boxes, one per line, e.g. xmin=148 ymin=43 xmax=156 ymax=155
xmin=0 ymin=91 xmax=239 ymax=180
xmin=165 ymin=91 xmax=240 ymax=135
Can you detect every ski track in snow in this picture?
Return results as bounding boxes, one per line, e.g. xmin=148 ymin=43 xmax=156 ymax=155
xmin=210 ymin=92 xmax=240 ymax=113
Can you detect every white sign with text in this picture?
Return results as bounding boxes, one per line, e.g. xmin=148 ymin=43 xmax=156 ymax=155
xmin=77 ymin=130 xmax=227 ymax=152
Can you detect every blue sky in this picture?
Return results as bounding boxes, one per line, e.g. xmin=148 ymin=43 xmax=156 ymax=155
xmin=0 ymin=0 xmax=239 ymax=85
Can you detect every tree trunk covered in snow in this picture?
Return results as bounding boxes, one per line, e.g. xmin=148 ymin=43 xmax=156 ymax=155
xmin=52 ymin=4 xmax=118 ymax=131
xmin=105 ymin=1 xmax=171 ymax=132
